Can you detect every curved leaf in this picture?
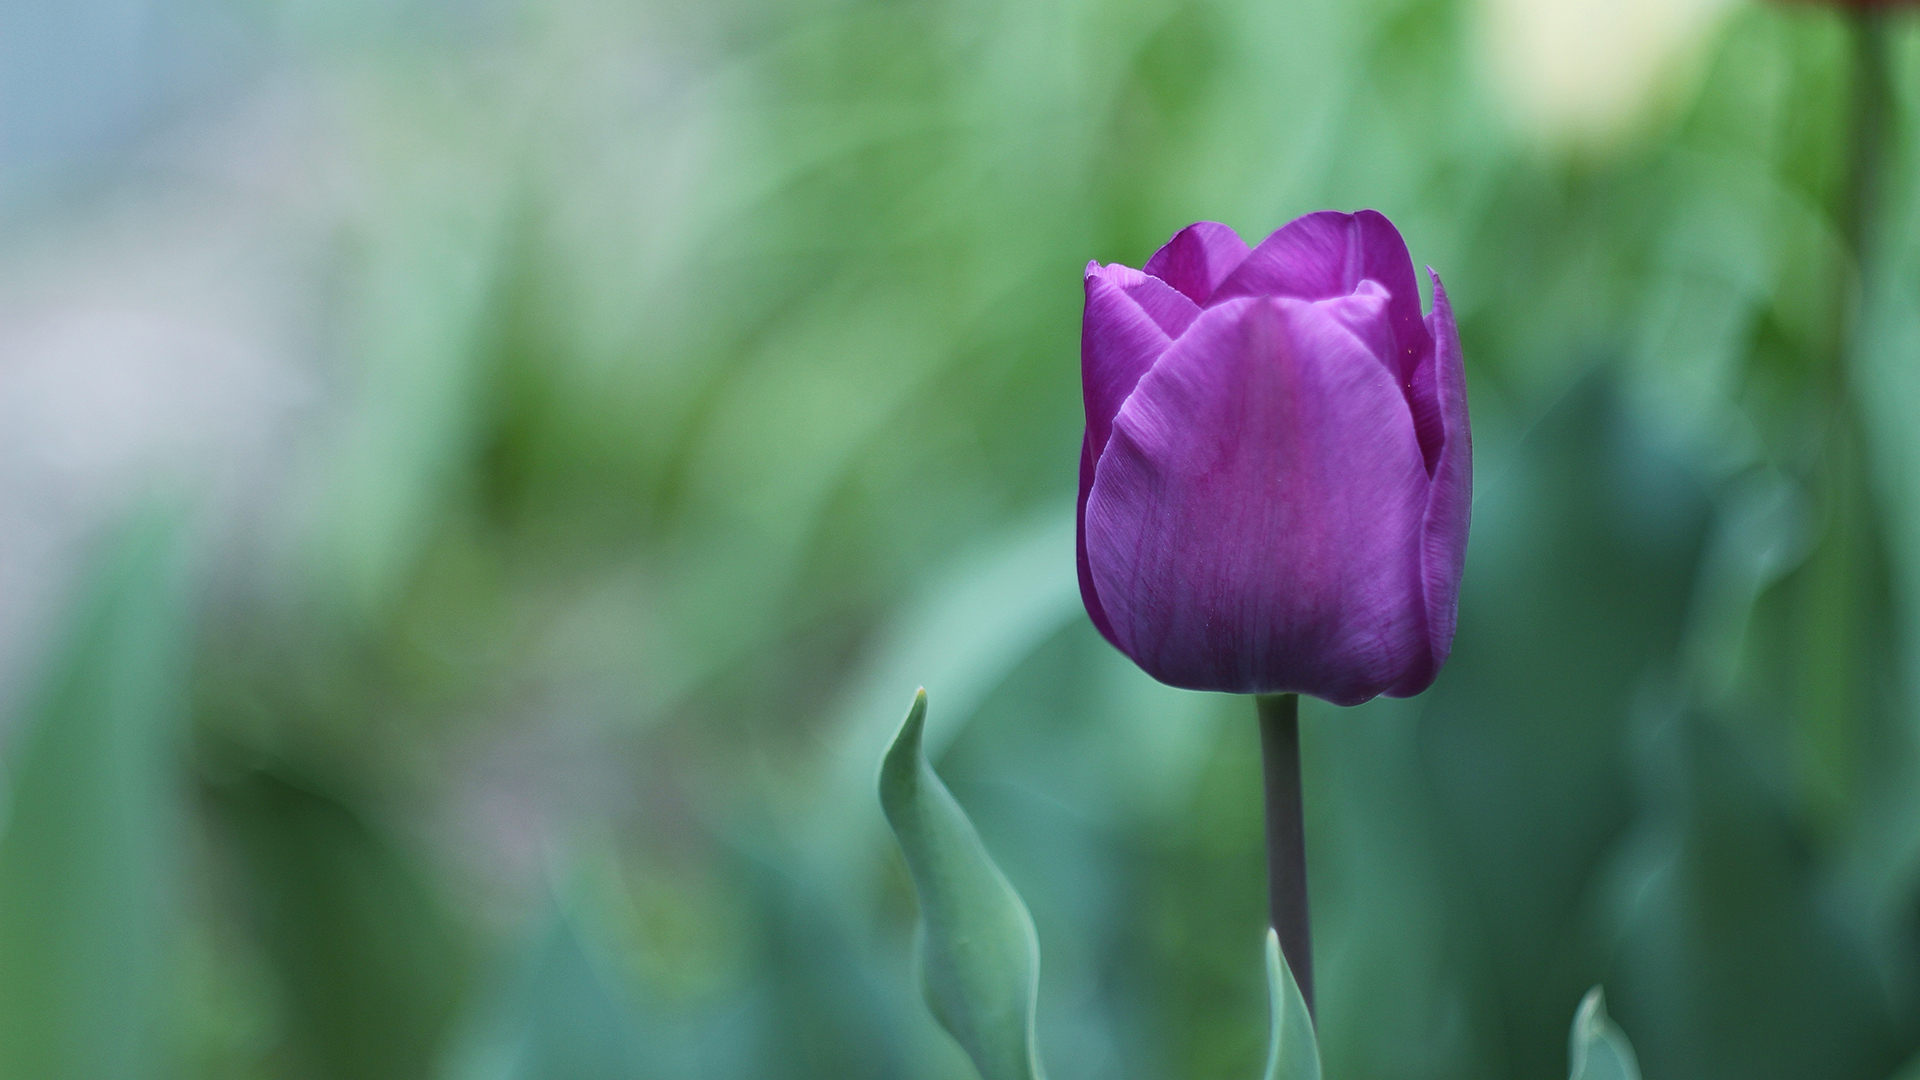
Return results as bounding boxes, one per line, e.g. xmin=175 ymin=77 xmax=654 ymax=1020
xmin=1569 ymin=988 xmax=1642 ymax=1080
xmin=879 ymin=690 xmax=1046 ymax=1080
xmin=1261 ymin=930 xmax=1321 ymax=1080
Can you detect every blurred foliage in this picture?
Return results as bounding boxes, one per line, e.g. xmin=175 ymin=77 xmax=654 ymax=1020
xmin=0 ymin=515 xmax=188 ymax=1080
xmin=1 ymin=1 xmax=1919 ymax=1079
xmin=882 ymin=694 xmax=1638 ymax=1080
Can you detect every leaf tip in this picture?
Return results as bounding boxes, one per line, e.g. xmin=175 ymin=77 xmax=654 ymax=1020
xmin=1569 ymin=985 xmax=1641 ymax=1080
xmin=1261 ymin=927 xmax=1319 ymax=1080
xmin=879 ymin=688 xmax=931 ymax=819
xmin=1576 ymin=986 xmax=1605 ymax=1032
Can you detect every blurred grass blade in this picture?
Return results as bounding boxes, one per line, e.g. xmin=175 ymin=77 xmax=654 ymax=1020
xmin=879 ymin=689 xmax=1046 ymax=1080
xmin=1569 ymin=988 xmax=1641 ymax=1080
xmin=0 ymin=514 xmax=191 ymax=1080
xmin=1261 ymin=930 xmax=1320 ymax=1080
xmin=202 ymin=762 xmax=469 ymax=1080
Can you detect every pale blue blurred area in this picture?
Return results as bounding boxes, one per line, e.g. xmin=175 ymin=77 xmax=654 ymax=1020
xmin=0 ymin=0 xmax=169 ymax=173
xmin=0 ymin=0 xmax=253 ymax=208
xmin=0 ymin=2 xmax=1916 ymax=1079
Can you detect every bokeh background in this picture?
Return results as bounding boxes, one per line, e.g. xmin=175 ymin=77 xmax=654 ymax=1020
xmin=3 ymin=0 xmax=1920 ymax=1077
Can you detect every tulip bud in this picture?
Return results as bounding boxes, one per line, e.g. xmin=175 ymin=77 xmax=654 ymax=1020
xmin=1077 ymin=212 xmax=1471 ymax=706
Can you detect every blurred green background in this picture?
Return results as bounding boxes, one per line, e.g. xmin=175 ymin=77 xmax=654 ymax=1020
xmin=2 ymin=0 xmax=1919 ymax=1077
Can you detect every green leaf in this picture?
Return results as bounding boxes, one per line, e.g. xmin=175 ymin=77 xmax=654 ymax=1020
xmin=0 ymin=513 xmax=191 ymax=1080
xmin=441 ymin=908 xmax=645 ymax=1080
xmin=879 ymin=689 xmax=1046 ymax=1080
xmin=1260 ymin=930 xmax=1320 ymax=1080
xmin=201 ymin=761 xmax=470 ymax=1080
xmin=1568 ymin=988 xmax=1642 ymax=1080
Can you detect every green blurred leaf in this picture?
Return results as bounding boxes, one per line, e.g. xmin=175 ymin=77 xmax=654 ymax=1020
xmin=202 ymin=761 xmax=469 ymax=1080
xmin=1568 ymin=989 xmax=1640 ymax=1080
xmin=1852 ymin=23 xmax=1920 ymax=922
xmin=308 ymin=134 xmax=509 ymax=622
xmin=1260 ymin=930 xmax=1320 ymax=1080
xmin=1604 ymin=709 xmax=1903 ymax=1080
xmin=1422 ymin=376 xmax=1714 ymax=1078
xmin=879 ymin=689 xmax=1045 ymax=1080
xmin=0 ymin=514 xmax=191 ymax=1080
xmin=443 ymin=910 xmax=645 ymax=1080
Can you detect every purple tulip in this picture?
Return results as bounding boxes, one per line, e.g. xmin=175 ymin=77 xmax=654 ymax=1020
xmin=1077 ymin=211 xmax=1470 ymax=706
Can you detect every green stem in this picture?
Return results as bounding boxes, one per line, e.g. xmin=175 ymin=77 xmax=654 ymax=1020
xmin=1257 ymin=692 xmax=1313 ymax=1021
xmin=1843 ymin=9 xmax=1892 ymax=277
xmin=1797 ymin=8 xmax=1895 ymax=821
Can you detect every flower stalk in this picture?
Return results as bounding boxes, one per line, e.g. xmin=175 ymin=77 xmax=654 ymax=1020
xmin=1257 ymin=692 xmax=1314 ymax=1021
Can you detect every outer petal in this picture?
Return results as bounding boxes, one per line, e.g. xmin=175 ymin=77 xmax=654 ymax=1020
xmin=1082 ymin=263 xmax=1199 ymax=460
xmin=1080 ymin=263 xmax=1196 ymax=650
xmin=1142 ymin=222 xmax=1252 ymax=304
xmin=1211 ymin=210 xmax=1431 ymax=386
xmin=1388 ymin=270 xmax=1471 ymax=697
xmin=1084 ymin=294 xmax=1431 ymax=704
xmin=1076 ymin=432 xmax=1120 ymax=649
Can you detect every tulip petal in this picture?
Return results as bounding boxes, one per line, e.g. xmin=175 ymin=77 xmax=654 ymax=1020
xmin=1390 ymin=270 xmax=1471 ymax=697
xmin=1142 ymin=222 xmax=1252 ymax=304
xmin=1084 ymin=295 xmax=1431 ymax=704
xmin=1089 ymin=262 xmax=1201 ymax=338
xmin=1076 ymin=433 xmax=1121 ymax=649
xmin=1080 ymin=263 xmax=1195 ymax=651
xmin=1082 ymin=263 xmax=1198 ymax=460
xmin=1212 ymin=211 xmax=1430 ymax=383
